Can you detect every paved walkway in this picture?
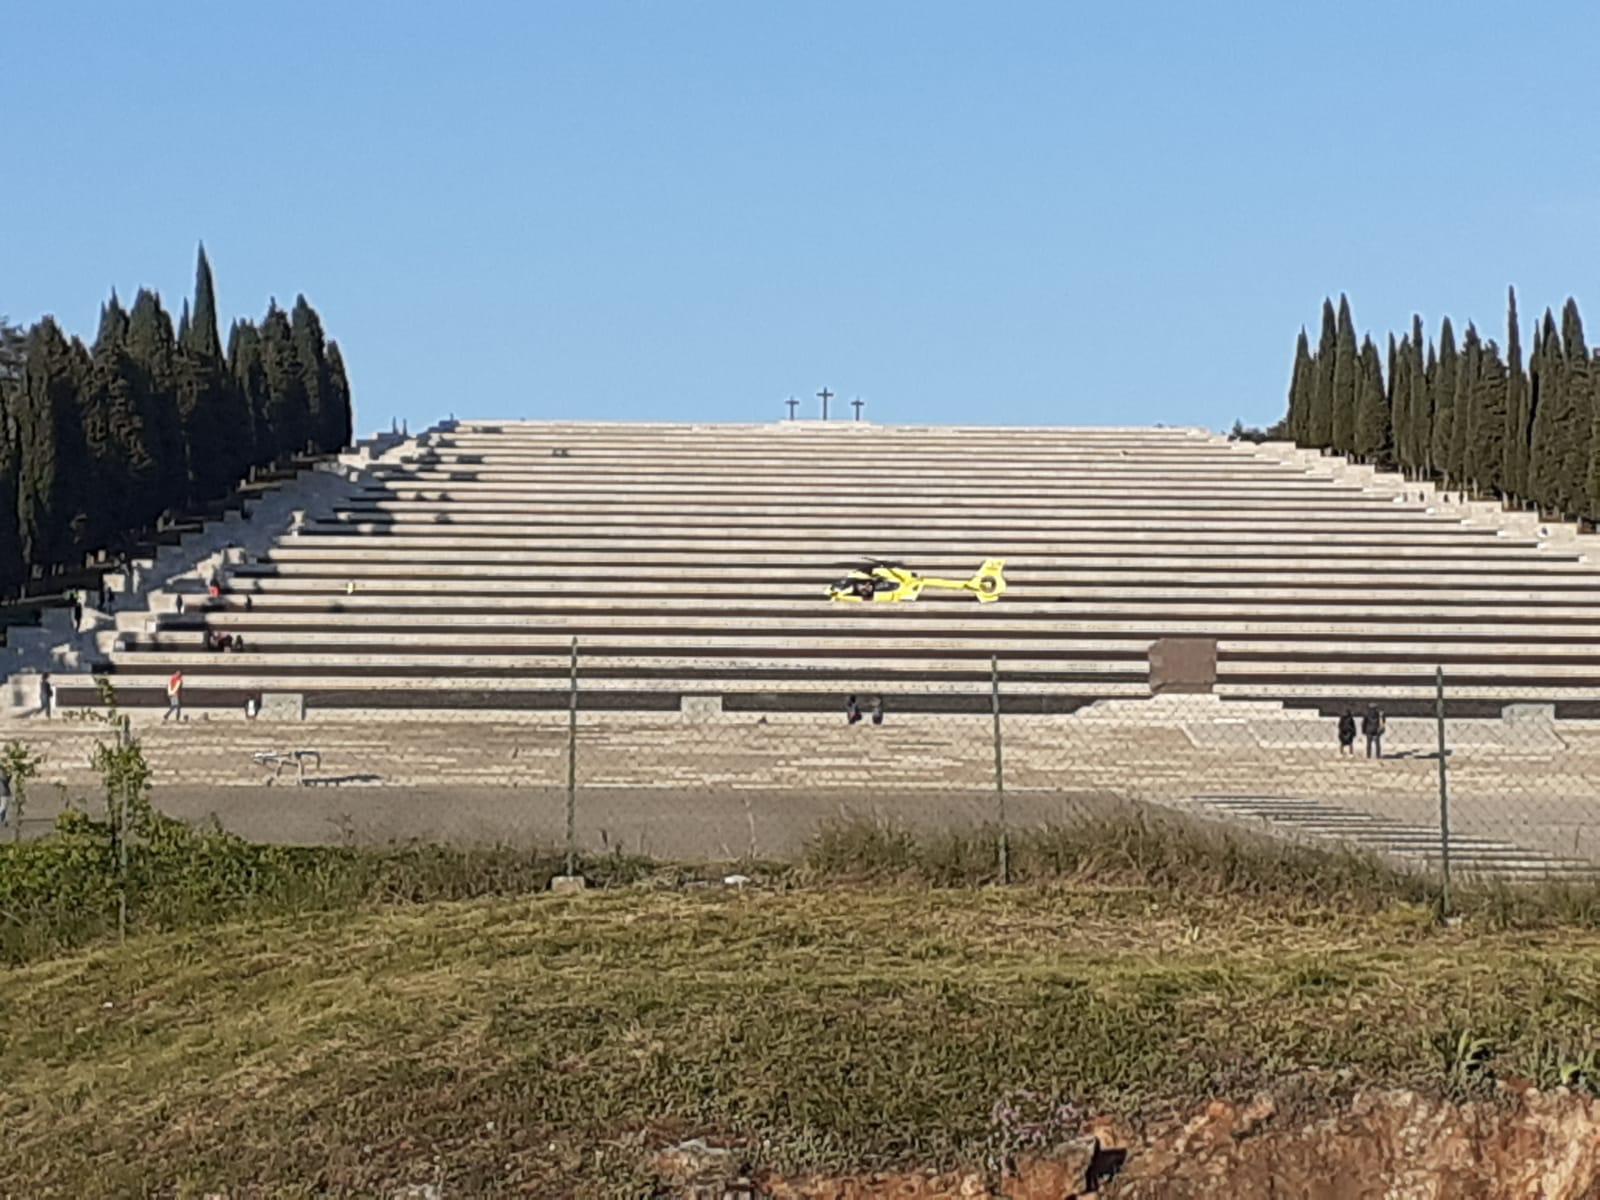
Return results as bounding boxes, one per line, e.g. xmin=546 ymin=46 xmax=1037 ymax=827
xmin=6 ymin=706 xmax=1598 ymax=876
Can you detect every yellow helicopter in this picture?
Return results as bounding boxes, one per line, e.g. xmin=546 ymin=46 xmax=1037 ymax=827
xmin=826 ymin=558 xmax=1007 ymax=604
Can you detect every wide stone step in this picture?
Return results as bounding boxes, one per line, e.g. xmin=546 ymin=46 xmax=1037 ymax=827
xmin=1187 ymin=794 xmax=1600 ymax=879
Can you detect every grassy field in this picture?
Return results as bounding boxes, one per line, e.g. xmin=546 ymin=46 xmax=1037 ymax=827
xmin=4 ymin=822 xmax=1600 ymax=1197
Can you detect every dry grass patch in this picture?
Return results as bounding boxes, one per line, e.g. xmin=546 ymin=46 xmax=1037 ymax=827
xmin=3 ymin=881 xmax=1600 ymax=1197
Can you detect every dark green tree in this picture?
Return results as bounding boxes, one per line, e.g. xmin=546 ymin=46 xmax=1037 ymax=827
xmin=0 ymin=376 xmax=23 ymax=597
xmin=1404 ymin=317 xmax=1428 ymax=477
xmin=1430 ymin=319 xmax=1458 ymax=480
xmin=14 ymin=319 xmax=92 ymax=571
xmin=87 ymin=295 xmax=162 ymax=534
xmin=290 ymin=296 xmax=332 ymax=452
xmin=1528 ymin=319 xmax=1546 ymax=508
xmin=1330 ymin=295 xmax=1358 ymax=453
xmin=1391 ymin=337 xmax=1414 ymax=474
xmin=1559 ymin=299 xmax=1594 ymax=517
xmin=1502 ymin=288 xmax=1529 ymax=502
xmin=125 ymin=290 xmax=186 ymax=517
xmin=1465 ymin=340 xmax=1508 ymax=496
xmin=325 ymin=339 xmax=353 ymax=449
xmin=1286 ymin=328 xmax=1311 ymax=443
xmin=1447 ymin=324 xmax=1481 ymax=486
xmin=1386 ymin=333 xmax=1406 ymax=467
xmin=178 ymin=245 xmax=254 ymax=502
xmin=260 ymin=302 xmax=310 ymax=459
xmin=1307 ymin=299 xmax=1336 ymax=447
xmin=1353 ymin=336 xmax=1390 ymax=463
xmin=1529 ymin=309 xmax=1572 ymax=513
xmin=227 ymin=320 xmax=269 ymax=464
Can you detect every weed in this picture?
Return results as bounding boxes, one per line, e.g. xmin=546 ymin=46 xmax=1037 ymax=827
xmin=1437 ymin=1028 xmax=1496 ymax=1097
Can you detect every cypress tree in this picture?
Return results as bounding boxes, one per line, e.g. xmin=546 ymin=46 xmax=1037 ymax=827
xmin=125 ymin=290 xmax=186 ymax=517
xmin=1387 ymin=333 xmax=1406 ymax=467
xmin=1452 ymin=326 xmax=1484 ymax=489
xmin=14 ymin=319 xmax=93 ymax=571
xmin=1287 ymin=328 xmax=1311 ymax=443
xmin=1392 ymin=338 xmax=1414 ymax=474
xmin=1529 ymin=309 xmax=1569 ymax=513
xmin=0 ymin=378 xmax=23 ymax=597
xmin=1353 ymin=336 xmax=1390 ymax=463
xmin=1408 ymin=324 xmax=1433 ymax=483
xmin=1465 ymin=340 xmax=1508 ymax=497
xmin=1331 ymin=295 xmax=1358 ymax=453
xmin=260 ymin=302 xmax=310 ymax=459
xmin=178 ymin=245 xmax=254 ymax=502
xmin=1561 ymin=299 xmax=1594 ymax=518
xmin=228 ymin=320 xmax=270 ymax=467
xmin=1430 ymin=319 xmax=1458 ymax=480
xmin=1307 ymin=299 xmax=1336 ymax=447
xmin=325 ymin=339 xmax=353 ymax=449
xmin=80 ymin=299 xmax=128 ymax=550
xmin=1503 ymin=288 xmax=1529 ymax=503
xmin=290 ymin=296 xmax=332 ymax=452
xmin=1447 ymin=324 xmax=1480 ymax=488
xmin=87 ymin=294 xmax=162 ymax=534
xmin=1527 ymin=319 xmax=1547 ymax=510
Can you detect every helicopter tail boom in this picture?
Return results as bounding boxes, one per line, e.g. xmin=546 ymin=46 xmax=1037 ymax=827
xmin=919 ymin=559 xmax=1007 ymax=602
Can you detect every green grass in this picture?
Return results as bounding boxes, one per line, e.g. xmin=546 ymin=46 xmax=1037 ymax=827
xmin=4 ymin=811 xmax=1600 ymax=1195
xmin=4 ymin=872 xmax=1600 ymax=1196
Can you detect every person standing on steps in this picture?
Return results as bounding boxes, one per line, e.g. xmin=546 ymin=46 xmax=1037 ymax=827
xmin=39 ymin=673 xmax=54 ymax=720
xmin=1362 ymin=704 xmax=1386 ymax=759
xmin=845 ymin=695 xmax=862 ymax=725
xmin=1337 ymin=708 xmax=1356 ymax=755
xmin=164 ymin=669 xmax=184 ymax=722
xmin=870 ymin=696 xmax=885 ymax=726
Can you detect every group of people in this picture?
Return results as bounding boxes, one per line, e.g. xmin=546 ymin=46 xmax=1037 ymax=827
xmin=1338 ymin=704 xmax=1387 ymax=758
xmin=204 ymin=629 xmax=245 ymax=653
xmin=845 ymin=695 xmax=886 ymax=726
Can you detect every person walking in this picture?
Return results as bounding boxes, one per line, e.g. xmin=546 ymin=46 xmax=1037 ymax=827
xmin=1362 ymin=704 xmax=1386 ymax=759
xmin=1337 ymin=708 xmax=1356 ymax=755
xmin=39 ymin=673 xmax=54 ymax=720
xmin=0 ymin=762 xmax=11 ymax=830
xmin=164 ymin=669 xmax=184 ymax=723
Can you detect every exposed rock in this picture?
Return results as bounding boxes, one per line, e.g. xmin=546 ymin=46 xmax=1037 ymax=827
xmin=735 ymin=1087 xmax=1600 ymax=1199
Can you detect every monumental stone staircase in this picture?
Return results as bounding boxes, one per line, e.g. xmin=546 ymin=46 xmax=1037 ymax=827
xmin=31 ymin=419 xmax=1600 ymax=717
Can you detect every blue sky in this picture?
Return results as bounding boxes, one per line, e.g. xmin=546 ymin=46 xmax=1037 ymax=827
xmin=3 ymin=1 xmax=1596 ymax=437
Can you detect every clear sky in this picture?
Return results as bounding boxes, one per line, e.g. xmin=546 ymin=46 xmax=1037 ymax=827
xmin=3 ymin=1 xmax=1596 ymax=437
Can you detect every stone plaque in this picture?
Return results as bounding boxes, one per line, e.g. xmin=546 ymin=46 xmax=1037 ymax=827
xmin=261 ymin=692 xmax=306 ymax=721
xmin=1149 ymin=638 xmax=1217 ymax=694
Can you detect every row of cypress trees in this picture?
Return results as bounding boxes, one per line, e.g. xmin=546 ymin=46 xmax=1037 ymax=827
xmin=1284 ymin=291 xmax=1597 ymax=519
xmin=0 ymin=247 xmax=352 ymax=598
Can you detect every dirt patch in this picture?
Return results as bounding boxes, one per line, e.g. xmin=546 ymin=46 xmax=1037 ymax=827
xmin=656 ymin=1086 xmax=1600 ymax=1199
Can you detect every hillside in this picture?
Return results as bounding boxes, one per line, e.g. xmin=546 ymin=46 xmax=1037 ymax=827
xmin=5 ymin=872 xmax=1600 ymax=1196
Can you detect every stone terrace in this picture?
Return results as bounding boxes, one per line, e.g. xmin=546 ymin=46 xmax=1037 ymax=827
xmin=51 ymin=418 xmax=1600 ymax=717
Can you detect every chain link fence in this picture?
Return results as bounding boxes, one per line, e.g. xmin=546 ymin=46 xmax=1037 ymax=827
xmin=6 ymin=647 xmax=1600 ymax=906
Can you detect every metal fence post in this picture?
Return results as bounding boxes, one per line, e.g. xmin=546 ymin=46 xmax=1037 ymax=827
xmin=991 ymin=653 xmax=1009 ymax=884
xmin=566 ymin=636 xmax=579 ymax=877
xmin=1434 ymin=665 xmax=1452 ymax=916
xmin=117 ymin=714 xmax=130 ymax=941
